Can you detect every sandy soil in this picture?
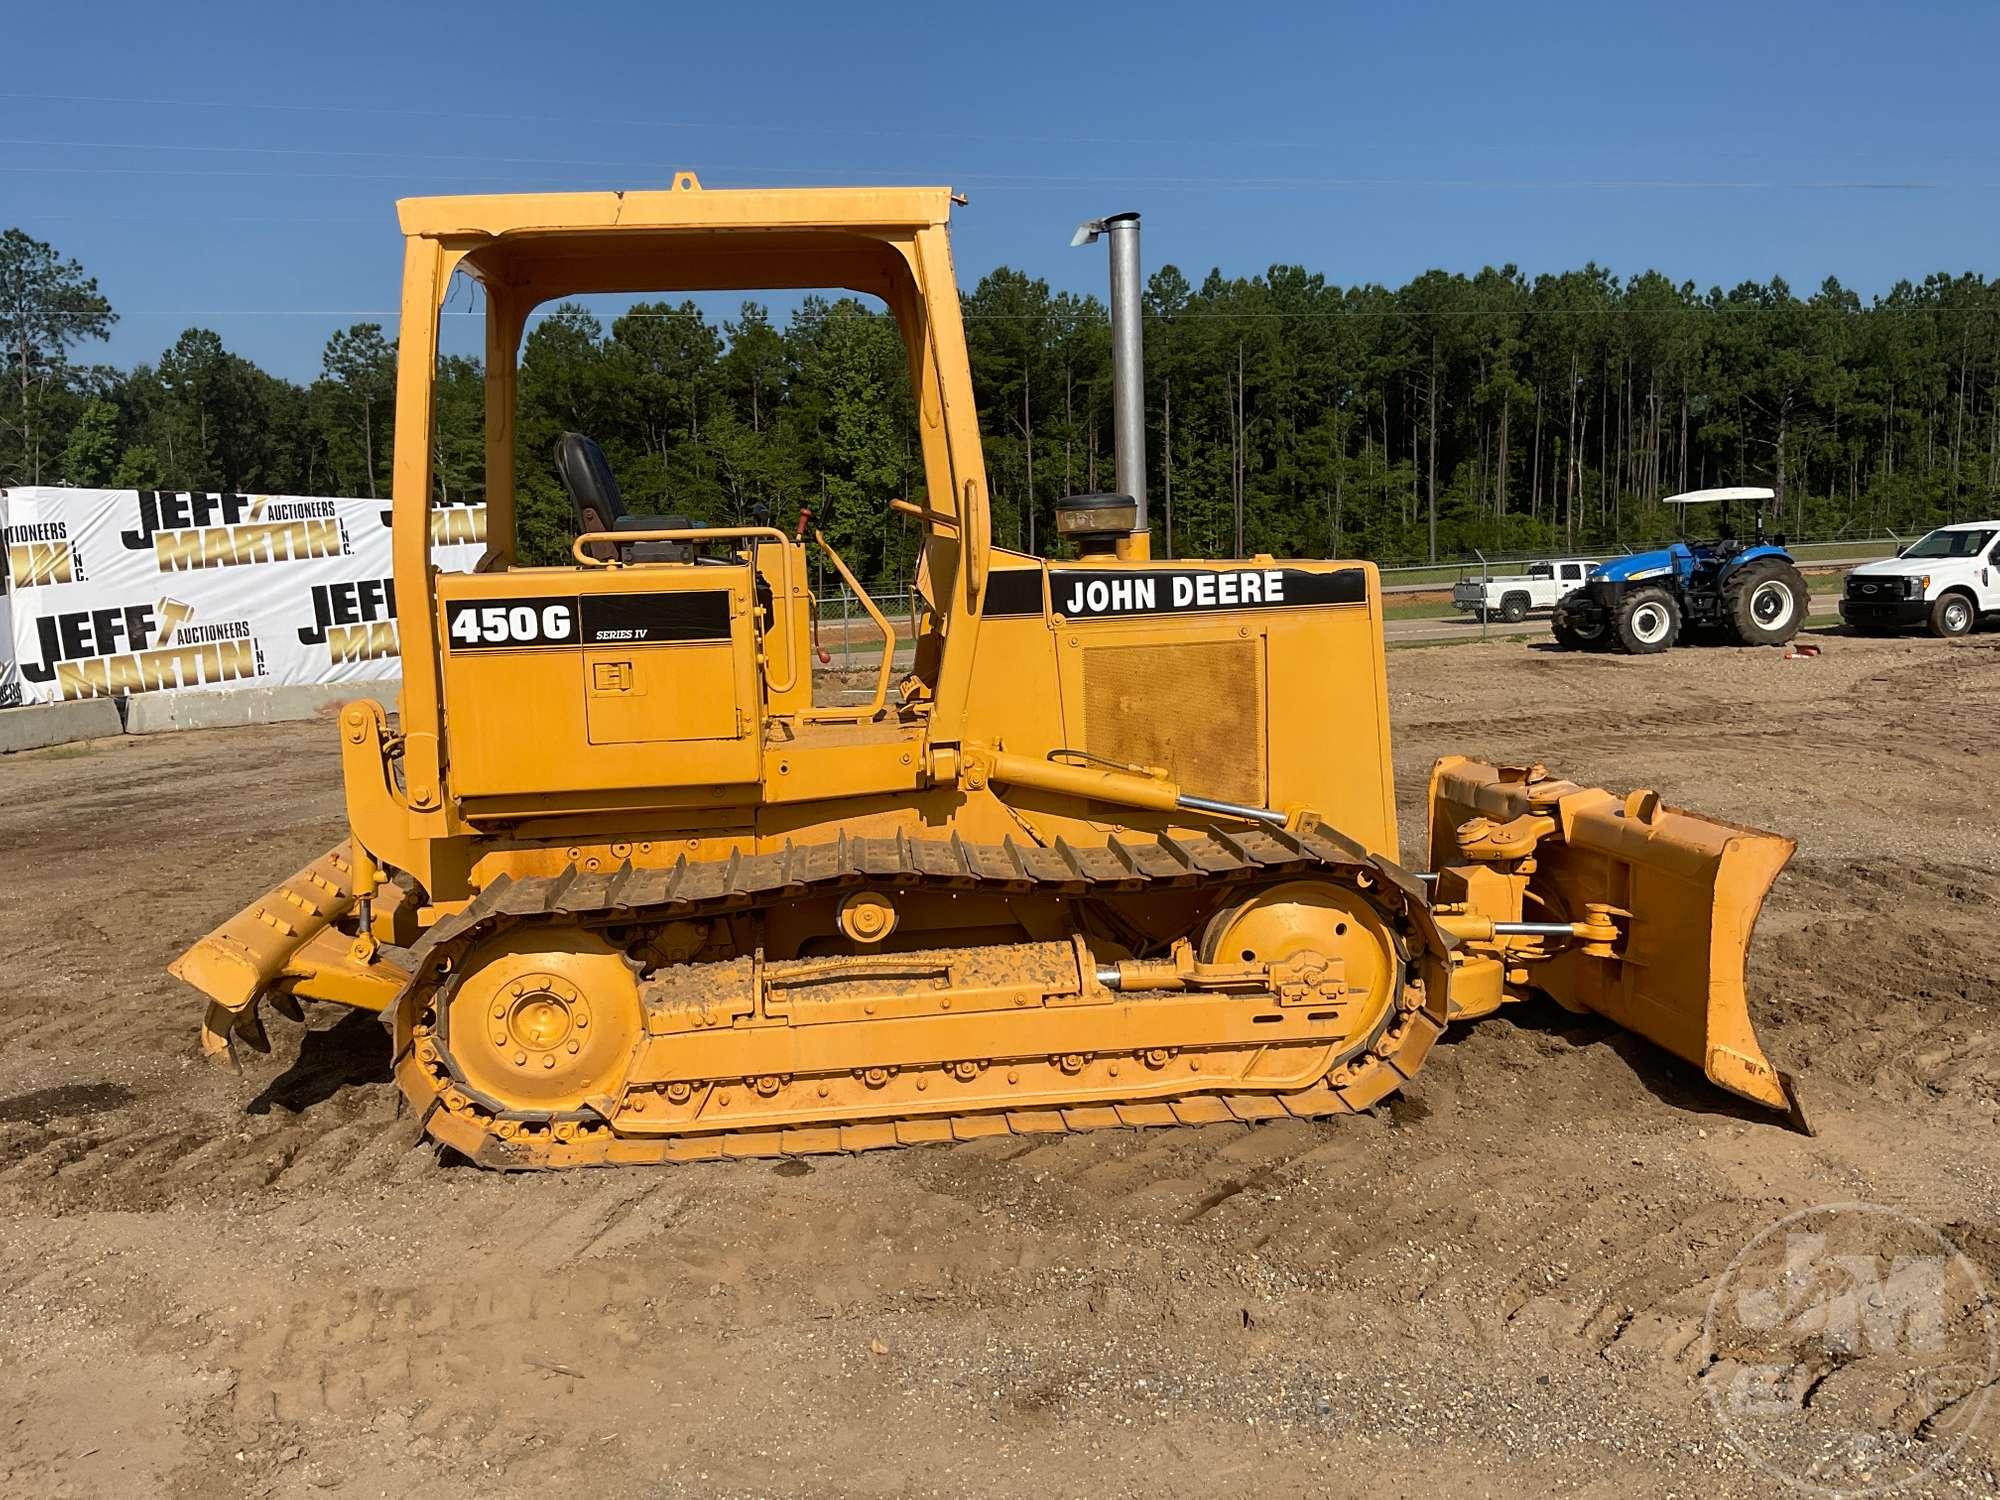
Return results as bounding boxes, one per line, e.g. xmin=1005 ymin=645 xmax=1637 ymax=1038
xmin=1 ymin=627 xmax=1995 ymax=1499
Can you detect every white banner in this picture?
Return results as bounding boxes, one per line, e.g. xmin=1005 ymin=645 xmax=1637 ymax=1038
xmin=1 ymin=487 xmax=485 ymax=706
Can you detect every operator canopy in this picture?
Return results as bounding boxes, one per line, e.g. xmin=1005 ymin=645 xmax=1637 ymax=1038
xmin=1661 ymin=487 xmax=1775 ymax=506
xmin=398 ymin=184 xmax=956 ymax=307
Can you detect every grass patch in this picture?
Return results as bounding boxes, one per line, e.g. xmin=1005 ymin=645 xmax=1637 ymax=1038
xmin=1383 ymin=597 xmax=1461 ymax=620
xmin=28 ymin=741 xmax=103 ymax=760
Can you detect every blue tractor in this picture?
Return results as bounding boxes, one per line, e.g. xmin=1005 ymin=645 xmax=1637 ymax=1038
xmin=1549 ymin=487 xmax=1810 ymax=654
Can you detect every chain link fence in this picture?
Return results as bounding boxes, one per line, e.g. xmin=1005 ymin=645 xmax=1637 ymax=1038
xmin=809 ymin=586 xmax=919 ymax=669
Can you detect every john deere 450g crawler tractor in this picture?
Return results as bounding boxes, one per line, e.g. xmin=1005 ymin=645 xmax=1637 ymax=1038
xmin=173 ymin=180 xmax=1802 ymax=1167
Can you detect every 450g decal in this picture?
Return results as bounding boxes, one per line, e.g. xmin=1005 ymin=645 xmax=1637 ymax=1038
xmin=445 ymin=598 xmax=578 ymax=649
xmin=442 ymin=590 xmax=735 ymax=651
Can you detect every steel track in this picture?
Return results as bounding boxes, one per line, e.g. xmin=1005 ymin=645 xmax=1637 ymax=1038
xmin=394 ymin=825 xmax=1450 ymax=1168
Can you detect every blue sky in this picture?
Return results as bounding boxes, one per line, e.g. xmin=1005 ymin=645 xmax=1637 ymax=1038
xmin=6 ymin=0 xmax=1996 ymax=382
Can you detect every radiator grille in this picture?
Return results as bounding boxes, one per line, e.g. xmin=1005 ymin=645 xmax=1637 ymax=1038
xmin=1080 ymin=640 xmax=1264 ymax=806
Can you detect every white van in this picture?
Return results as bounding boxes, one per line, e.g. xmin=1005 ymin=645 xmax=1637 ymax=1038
xmin=1840 ymin=521 xmax=2000 ymax=637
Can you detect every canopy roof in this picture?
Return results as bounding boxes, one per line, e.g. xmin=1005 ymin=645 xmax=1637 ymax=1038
xmin=396 ymin=182 xmax=956 ymax=300
xmin=1661 ymin=486 xmax=1776 ymax=506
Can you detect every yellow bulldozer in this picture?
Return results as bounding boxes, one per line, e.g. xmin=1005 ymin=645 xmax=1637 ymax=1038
xmin=171 ymin=177 xmax=1800 ymax=1168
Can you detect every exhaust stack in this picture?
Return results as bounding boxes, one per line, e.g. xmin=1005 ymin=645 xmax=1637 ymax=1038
xmin=1072 ymin=212 xmax=1148 ymax=557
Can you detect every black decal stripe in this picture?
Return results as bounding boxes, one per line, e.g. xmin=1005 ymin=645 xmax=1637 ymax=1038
xmin=580 ymin=590 xmax=732 ymax=644
xmin=444 ymin=591 xmax=735 ymax=652
xmin=1047 ymin=565 xmax=1368 ymax=620
xmin=982 ymin=568 xmax=1045 ymax=618
xmin=1280 ymin=567 xmax=1368 ymax=606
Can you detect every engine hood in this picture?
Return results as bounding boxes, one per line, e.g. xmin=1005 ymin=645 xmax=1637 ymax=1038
xmin=1849 ymin=558 xmax=1954 ymax=580
xmin=1593 ymin=547 xmax=1682 ymax=582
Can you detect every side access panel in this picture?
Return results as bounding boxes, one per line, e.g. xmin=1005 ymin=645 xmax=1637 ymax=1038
xmin=436 ymin=569 xmax=761 ymax=801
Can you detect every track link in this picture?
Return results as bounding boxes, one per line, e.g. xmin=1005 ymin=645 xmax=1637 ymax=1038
xmin=394 ymin=825 xmax=1450 ymax=1168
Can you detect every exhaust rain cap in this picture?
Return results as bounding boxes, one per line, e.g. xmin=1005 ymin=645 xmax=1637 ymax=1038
xmin=1070 ymin=212 xmax=1140 ymax=248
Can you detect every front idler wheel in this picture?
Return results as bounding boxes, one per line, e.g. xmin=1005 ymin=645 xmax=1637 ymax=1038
xmin=1199 ymin=879 xmax=1403 ymax=1054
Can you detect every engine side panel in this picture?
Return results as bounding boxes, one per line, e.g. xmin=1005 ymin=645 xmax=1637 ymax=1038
xmin=965 ymin=557 xmax=1398 ymax=860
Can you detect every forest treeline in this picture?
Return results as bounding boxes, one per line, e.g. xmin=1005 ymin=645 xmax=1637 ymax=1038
xmin=6 ymin=224 xmax=2000 ymax=584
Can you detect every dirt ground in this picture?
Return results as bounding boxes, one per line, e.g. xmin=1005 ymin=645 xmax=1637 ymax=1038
xmin=1 ymin=626 xmax=1996 ymax=1499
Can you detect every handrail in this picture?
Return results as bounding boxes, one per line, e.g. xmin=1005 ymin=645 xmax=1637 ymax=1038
xmin=800 ymin=528 xmax=895 ymax=722
xmin=569 ymin=524 xmax=800 ymax=697
xmin=962 ymin=478 xmax=988 ymax=606
xmin=889 ymin=496 xmax=959 ymax=532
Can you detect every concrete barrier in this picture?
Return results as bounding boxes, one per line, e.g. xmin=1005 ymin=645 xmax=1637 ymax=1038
xmin=0 ymin=679 xmax=402 ymax=752
xmin=123 ymin=680 xmax=398 ymax=736
xmin=0 ymin=699 xmax=125 ymax=754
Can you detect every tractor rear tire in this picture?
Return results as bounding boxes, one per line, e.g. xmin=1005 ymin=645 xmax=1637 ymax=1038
xmin=1499 ymin=592 xmax=1529 ymax=623
xmin=1614 ymin=586 xmax=1681 ymax=654
xmin=1724 ymin=559 xmax=1809 ymax=646
xmin=1550 ymin=596 xmax=1609 ymax=651
xmin=1928 ymin=591 xmax=1976 ymax=638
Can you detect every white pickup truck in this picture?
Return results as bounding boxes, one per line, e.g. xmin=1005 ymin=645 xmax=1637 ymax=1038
xmin=1450 ymin=559 xmax=1594 ymax=622
xmin=1839 ymin=520 xmax=2000 ymax=637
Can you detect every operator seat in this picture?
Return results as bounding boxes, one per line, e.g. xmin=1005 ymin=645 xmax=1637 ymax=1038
xmin=555 ymin=432 xmax=693 ymax=562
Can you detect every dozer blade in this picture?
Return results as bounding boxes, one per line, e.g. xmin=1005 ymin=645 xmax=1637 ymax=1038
xmin=1428 ymin=757 xmax=1801 ymax=1119
xmin=170 ymin=841 xmax=405 ymax=1063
